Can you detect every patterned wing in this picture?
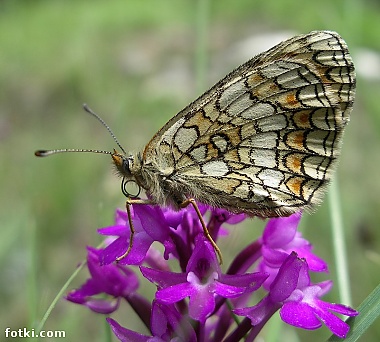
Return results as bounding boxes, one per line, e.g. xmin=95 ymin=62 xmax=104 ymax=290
xmin=142 ymin=31 xmax=355 ymax=216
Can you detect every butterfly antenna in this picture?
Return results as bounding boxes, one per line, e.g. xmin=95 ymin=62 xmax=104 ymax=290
xmin=35 ymin=104 xmax=127 ymax=158
xmin=35 ymin=148 xmax=113 ymax=157
xmin=83 ymin=104 xmax=127 ymax=155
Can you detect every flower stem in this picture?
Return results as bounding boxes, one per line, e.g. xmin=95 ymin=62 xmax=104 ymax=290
xmin=36 ymin=260 xmax=87 ymax=333
xmin=328 ymin=178 xmax=352 ymax=305
xmin=224 ymin=317 xmax=252 ymax=342
xmin=197 ymin=321 xmax=206 ymax=342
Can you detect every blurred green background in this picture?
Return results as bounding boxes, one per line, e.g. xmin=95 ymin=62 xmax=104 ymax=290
xmin=1 ymin=0 xmax=379 ymax=341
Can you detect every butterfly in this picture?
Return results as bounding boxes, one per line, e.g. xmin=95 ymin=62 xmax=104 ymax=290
xmin=36 ymin=30 xmax=355 ymax=262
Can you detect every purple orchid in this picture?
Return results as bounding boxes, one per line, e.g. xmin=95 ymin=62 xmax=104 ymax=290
xmin=66 ymin=247 xmax=139 ymax=314
xmin=234 ymin=252 xmax=358 ymax=339
xmin=66 ymin=203 xmax=359 ymax=341
xmin=98 ymin=203 xmax=245 ymax=269
xmin=257 ymin=212 xmax=328 ymax=289
xmin=141 ymin=234 xmax=268 ymax=323
xmin=98 ymin=206 xmax=176 ymax=265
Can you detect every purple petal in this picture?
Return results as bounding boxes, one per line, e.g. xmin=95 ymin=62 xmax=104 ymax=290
xmin=140 ymin=266 xmax=187 ymax=288
xmin=100 ymin=236 xmax=130 ymax=265
xmin=100 ymin=231 xmax=155 ymax=266
xmin=261 ymin=245 xmax=289 ymax=267
xmin=150 ymin=301 xmax=173 ymax=339
xmin=99 ymin=205 xmax=175 ymax=265
xmin=293 ymin=246 xmax=328 ymax=273
xmin=98 ymin=224 xmax=129 ymax=236
xmin=225 ymin=213 xmax=247 ymax=224
xmin=186 ymin=235 xmax=220 ymax=278
xmin=150 ymin=301 xmax=197 ymax=341
xmin=294 ymin=261 xmax=311 ymax=289
xmin=280 ymin=301 xmax=321 ymax=329
xmin=162 ymin=239 xmax=177 ymax=260
xmin=114 ymin=208 xmax=130 ymax=225
xmin=85 ymin=298 xmax=120 ymax=314
xmin=117 ymin=232 xmax=155 ymax=265
xmin=314 ymin=280 xmax=333 ymax=297
xmin=86 ymin=247 xmax=139 ymax=296
xmin=66 ymin=247 xmax=139 ymax=315
xmin=262 ymin=213 xmax=301 ymax=247
xmin=218 ymin=272 xmax=268 ymax=295
xmin=163 ymin=208 xmax=185 ymax=228
xmin=269 ymin=252 xmax=304 ymax=302
xmin=66 ymin=279 xmax=102 ymax=302
xmin=107 ymin=318 xmax=149 ymax=342
xmin=311 ymin=303 xmax=352 ymax=338
xmin=214 ymin=282 xmax=245 ymax=298
xmin=234 ymin=296 xmax=277 ymax=325
xmin=134 ymin=205 xmax=171 ymax=241
xmin=156 ymin=282 xmax=195 ymax=303
xmin=318 ymin=300 xmax=359 ymax=317
xmin=188 ymin=285 xmax=216 ymax=323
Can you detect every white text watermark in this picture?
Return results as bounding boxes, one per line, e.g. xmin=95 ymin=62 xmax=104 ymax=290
xmin=5 ymin=327 xmax=66 ymax=338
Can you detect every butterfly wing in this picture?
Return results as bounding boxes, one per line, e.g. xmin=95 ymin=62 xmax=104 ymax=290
xmin=142 ymin=31 xmax=355 ymax=216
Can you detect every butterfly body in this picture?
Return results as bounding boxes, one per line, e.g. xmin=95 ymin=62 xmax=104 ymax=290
xmin=111 ymin=31 xmax=355 ymax=218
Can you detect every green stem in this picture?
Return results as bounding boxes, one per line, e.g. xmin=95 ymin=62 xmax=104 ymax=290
xmin=35 ymin=260 xmax=86 ymax=334
xmin=328 ymin=179 xmax=352 ymax=306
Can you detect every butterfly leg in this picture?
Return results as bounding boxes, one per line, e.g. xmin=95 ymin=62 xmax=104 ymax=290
xmin=115 ymin=198 xmax=155 ymax=262
xmin=180 ymin=198 xmax=223 ymax=265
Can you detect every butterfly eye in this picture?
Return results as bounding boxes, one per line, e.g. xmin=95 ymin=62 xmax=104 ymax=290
xmin=122 ymin=157 xmax=131 ymax=174
xmin=121 ymin=177 xmax=141 ymax=199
